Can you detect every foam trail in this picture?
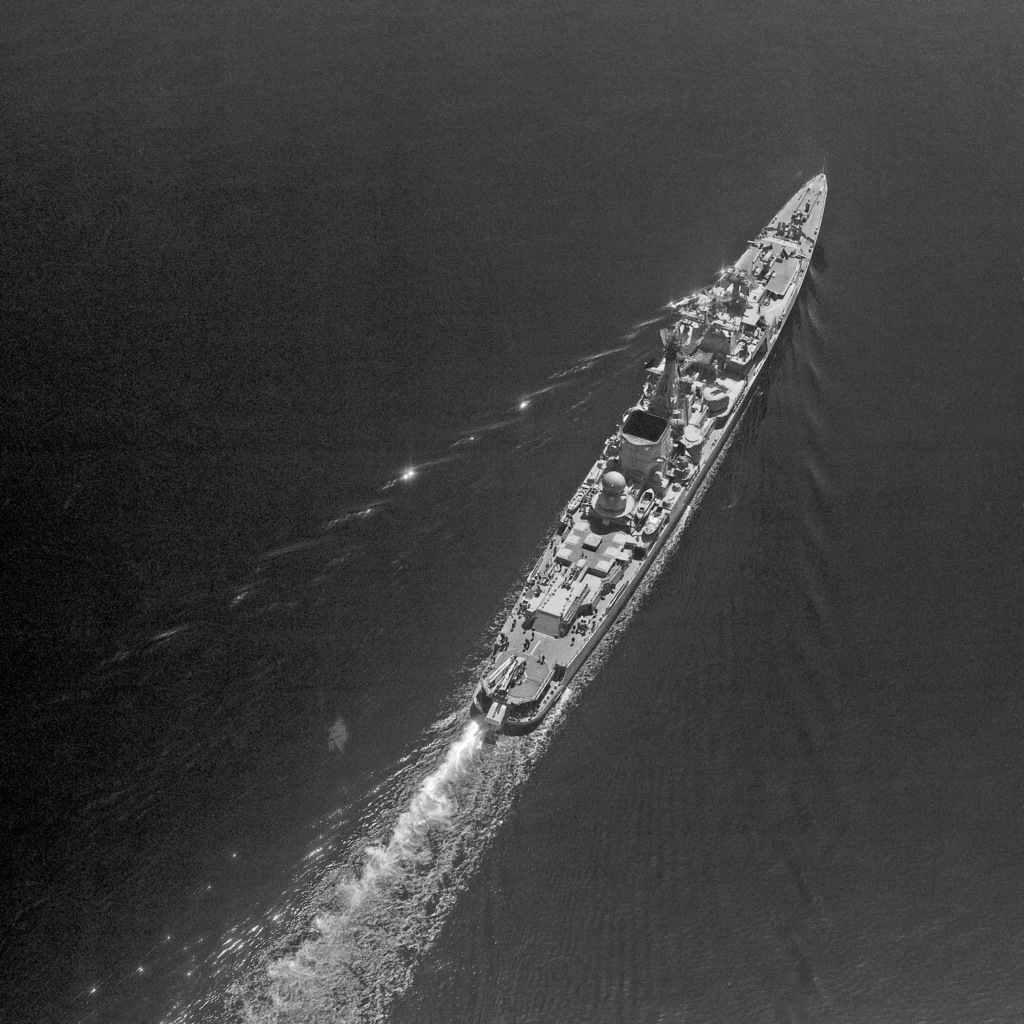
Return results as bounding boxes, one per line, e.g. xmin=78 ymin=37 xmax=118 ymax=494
xmin=264 ymin=539 xmax=324 ymax=560
xmin=622 ymin=309 xmax=676 ymax=340
xmin=454 ymin=417 xmax=517 ymax=440
xmin=548 ymin=343 xmax=634 ymax=378
xmin=513 ymin=379 xmax=573 ymax=410
xmin=321 ymin=500 xmax=387 ymax=532
xmin=577 ymin=342 xmax=633 ymax=362
xmin=380 ymin=454 xmax=459 ymax=490
xmin=340 ymin=722 xmax=482 ymax=906
xmin=237 ymin=722 xmax=490 ymax=1022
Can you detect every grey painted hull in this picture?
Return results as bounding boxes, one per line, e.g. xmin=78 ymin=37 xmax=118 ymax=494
xmin=473 ymin=175 xmax=827 ymax=734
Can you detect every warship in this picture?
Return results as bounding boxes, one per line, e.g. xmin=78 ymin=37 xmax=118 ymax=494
xmin=473 ymin=174 xmax=827 ymax=733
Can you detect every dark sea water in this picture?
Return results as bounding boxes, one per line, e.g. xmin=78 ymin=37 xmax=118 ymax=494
xmin=4 ymin=0 xmax=1024 ymax=1021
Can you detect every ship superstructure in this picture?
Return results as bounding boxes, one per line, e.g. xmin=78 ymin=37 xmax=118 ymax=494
xmin=473 ymin=175 xmax=827 ymax=733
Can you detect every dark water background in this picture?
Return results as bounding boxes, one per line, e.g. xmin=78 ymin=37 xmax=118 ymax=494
xmin=4 ymin=0 xmax=1024 ymax=1021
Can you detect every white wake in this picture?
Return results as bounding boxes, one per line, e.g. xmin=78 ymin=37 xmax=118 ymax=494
xmin=231 ymin=718 xmax=529 ymax=1023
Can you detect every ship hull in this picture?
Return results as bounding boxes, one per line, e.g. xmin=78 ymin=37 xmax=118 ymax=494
xmin=473 ymin=175 xmax=826 ymax=734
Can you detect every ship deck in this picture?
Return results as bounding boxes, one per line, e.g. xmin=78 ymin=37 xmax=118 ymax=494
xmin=477 ymin=175 xmax=826 ymax=731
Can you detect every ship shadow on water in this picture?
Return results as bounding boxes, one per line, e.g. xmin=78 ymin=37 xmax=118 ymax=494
xmin=810 ymin=240 xmax=829 ymax=272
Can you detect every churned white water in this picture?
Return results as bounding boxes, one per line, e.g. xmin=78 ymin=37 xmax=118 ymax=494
xmin=228 ymin=716 xmax=527 ymax=1022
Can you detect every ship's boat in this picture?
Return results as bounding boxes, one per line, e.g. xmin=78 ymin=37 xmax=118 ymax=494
xmin=474 ymin=175 xmax=827 ymax=734
xmin=641 ymin=509 xmax=666 ymax=542
xmin=633 ymin=488 xmax=656 ymax=523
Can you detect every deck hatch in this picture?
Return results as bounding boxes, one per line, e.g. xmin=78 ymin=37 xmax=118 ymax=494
xmin=766 ymin=257 xmax=800 ymax=295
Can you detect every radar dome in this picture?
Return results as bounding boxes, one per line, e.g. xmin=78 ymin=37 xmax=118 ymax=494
xmin=602 ymin=471 xmax=626 ymax=494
